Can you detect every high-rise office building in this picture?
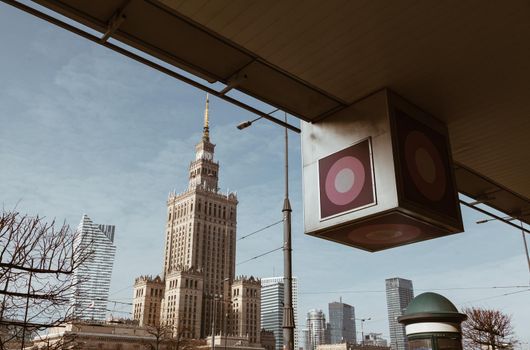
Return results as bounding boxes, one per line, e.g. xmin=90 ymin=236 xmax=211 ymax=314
xmin=301 ymin=329 xmax=310 ymax=350
xmin=306 ymin=309 xmax=326 ymax=350
xmin=72 ymin=215 xmax=116 ymax=321
xmin=385 ymin=277 xmax=414 ymax=350
xmin=261 ymin=277 xmax=299 ymax=350
xmin=160 ymin=95 xmax=238 ymax=338
xmin=133 ymin=96 xmax=261 ymax=342
xmin=328 ymin=299 xmax=356 ymax=344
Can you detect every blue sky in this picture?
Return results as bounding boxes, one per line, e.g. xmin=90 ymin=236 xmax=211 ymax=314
xmin=1 ymin=2 xmax=529 ymax=346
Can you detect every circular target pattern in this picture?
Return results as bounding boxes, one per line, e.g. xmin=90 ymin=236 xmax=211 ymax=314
xmin=324 ymin=156 xmax=365 ymax=206
xmin=404 ymin=130 xmax=446 ymax=201
xmin=348 ymin=223 xmax=421 ymax=243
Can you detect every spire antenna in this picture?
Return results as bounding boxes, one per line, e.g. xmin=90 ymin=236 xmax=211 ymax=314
xmin=203 ymin=93 xmax=210 ymax=141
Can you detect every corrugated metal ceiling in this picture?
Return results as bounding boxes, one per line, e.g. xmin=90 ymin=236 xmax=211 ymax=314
xmin=15 ymin=0 xmax=530 ymax=220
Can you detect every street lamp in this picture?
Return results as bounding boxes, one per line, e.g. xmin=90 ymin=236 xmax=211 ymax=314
xmin=355 ymin=317 xmax=371 ymax=346
xmin=237 ymin=111 xmax=295 ymax=350
xmin=211 ymin=294 xmax=219 ymax=350
xmin=212 ymin=278 xmax=231 ymax=350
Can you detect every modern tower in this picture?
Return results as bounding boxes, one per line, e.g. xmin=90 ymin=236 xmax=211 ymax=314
xmin=328 ymin=299 xmax=356 ymax=344
xmin=72 ymin=215 xmax=116 ymax=321
xmin=306 ymin=309 xmax=326 ymax=350
xmin=385 ymin=277 xmax=414 ymax=350
xmin=159 ymin=95 xmax=239 ymax=338
xmin=261 ymin=277 xmax=299 ymax=350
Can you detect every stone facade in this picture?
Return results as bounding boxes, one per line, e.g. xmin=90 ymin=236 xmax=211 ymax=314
xmin=231 ymin=276 xmax=261 ymax=345
xmin=260 ymin=329 xmax=276 ymax=350
xmin=132 ymin=96 xmax=260 ymax=343
xmin=32 ymin=321 xmax=163 ymax=350
xmin=160 ymin=268 xmax=203 ymax=338
xmin=132 ymin=275 xmax=164 ymax=327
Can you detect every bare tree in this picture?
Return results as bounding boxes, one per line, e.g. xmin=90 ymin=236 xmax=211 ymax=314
xmin=0 ymin=210 xmax=92 ymax=350
xmin=462 ymin=307 xmax=517 ymax=350
xmin=143 ymin=324 xmax=202 ymax=350
xmin=143 ymin=324 xmax=173 ymax=350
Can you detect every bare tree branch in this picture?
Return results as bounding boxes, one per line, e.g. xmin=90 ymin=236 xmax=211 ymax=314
xmin=462 ymin=307 xmax=518 ymax=350
xmin=0 ymin=210 xmax=93 ymax=350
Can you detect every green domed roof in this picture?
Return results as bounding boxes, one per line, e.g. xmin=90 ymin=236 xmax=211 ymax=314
xmin=404 ymin=292 xmax=459 ymax=315
xmin=398 ymin=292 xmax=467 ymax=325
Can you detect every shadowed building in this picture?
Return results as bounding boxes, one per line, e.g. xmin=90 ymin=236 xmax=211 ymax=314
xmin=261 ymin=329 xmax=276 ymax=350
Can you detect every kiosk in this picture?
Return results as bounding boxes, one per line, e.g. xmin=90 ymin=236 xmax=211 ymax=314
xmin=398 ymin=292 xmax=467 ymax=350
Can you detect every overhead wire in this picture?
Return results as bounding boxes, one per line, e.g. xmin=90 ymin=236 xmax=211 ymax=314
xmin=109 ymin=284 xmax=134 ymax=296
xmin=236 ymin=246 xmax=283 ymax=266
xmin=238 ymin=219 xmax=283 ymax=241
xmin=461 ymin=288 xmax=530 ymax=304
xmin=299 ymin=285 xmax=530 ymax=295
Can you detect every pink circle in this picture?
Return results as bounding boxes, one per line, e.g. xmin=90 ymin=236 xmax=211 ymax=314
xmin=404 ymin=131 xmax=447 ymax=201
xmin=325 ymin=156 xmax=366 ymax=205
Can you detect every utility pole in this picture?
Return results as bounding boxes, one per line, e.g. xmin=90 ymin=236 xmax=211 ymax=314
xmin=282 ymin=113 xmax=295 ymax=350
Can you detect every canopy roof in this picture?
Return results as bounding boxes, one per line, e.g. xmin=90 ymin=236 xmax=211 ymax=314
xmin=15 ymin=0 xmax=530 ymax=223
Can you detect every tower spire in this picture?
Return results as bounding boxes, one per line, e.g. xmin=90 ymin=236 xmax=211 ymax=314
xmin=203 ymin=93 xmax=210 ymax=141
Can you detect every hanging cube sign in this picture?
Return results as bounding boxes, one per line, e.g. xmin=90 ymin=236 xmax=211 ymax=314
xmin=301 ymin=89 xmax=463 ymax=252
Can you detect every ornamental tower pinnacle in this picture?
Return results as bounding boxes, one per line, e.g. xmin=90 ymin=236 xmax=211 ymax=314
xmin=203 ymin=93 xmax=210 ymax=141
xmin=189 ymin=94 xmax=219 ymax=191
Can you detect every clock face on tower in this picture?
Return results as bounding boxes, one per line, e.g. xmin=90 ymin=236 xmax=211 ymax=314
xmin=196 ymin=150 xmax=212 ymax=160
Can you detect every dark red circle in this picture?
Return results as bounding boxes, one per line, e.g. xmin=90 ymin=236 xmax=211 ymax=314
xmin=348 ymin=223 xmax=421 ymax=243
xmin=404 ymin=130 xmax=446 ymax=201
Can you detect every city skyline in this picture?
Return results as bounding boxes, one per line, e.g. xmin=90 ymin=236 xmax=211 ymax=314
xmin=0 ymin=3 xmax=529 ymax=347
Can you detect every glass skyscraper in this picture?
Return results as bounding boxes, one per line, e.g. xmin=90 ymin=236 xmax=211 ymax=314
xmin=328 ymin=299 xmax=356 ymax=344
xmin=72 ymin=214 xmax=116 ymax=321
xmin=306 ymin=309 xmax=326 ymax=350
xmin=385 ymin=277 xmax=414 ymax=350
xmin=261 ymin=277 xmax=299 ymax=350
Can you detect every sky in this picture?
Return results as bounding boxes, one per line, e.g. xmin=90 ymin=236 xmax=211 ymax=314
xmin=0 ymin=2 xmax=529 ymax=347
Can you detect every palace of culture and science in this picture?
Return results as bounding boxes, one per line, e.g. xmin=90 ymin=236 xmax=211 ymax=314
xmin=132 ymin=96 xmax=262 ymax=345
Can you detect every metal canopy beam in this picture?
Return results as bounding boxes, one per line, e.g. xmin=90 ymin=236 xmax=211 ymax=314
xmin=3 ymin=0 xmax=530 ymax=224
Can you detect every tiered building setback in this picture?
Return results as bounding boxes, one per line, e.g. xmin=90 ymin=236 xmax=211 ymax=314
xmin=132 ymin=275 xmax=164 ymax=327
xmin=231 ymin=276 xmax=261 ymax=345
xmin=133 ymin=96 xmax=260 ymax=343
xmin=162 ymin=96 xmax=238 ymax=338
